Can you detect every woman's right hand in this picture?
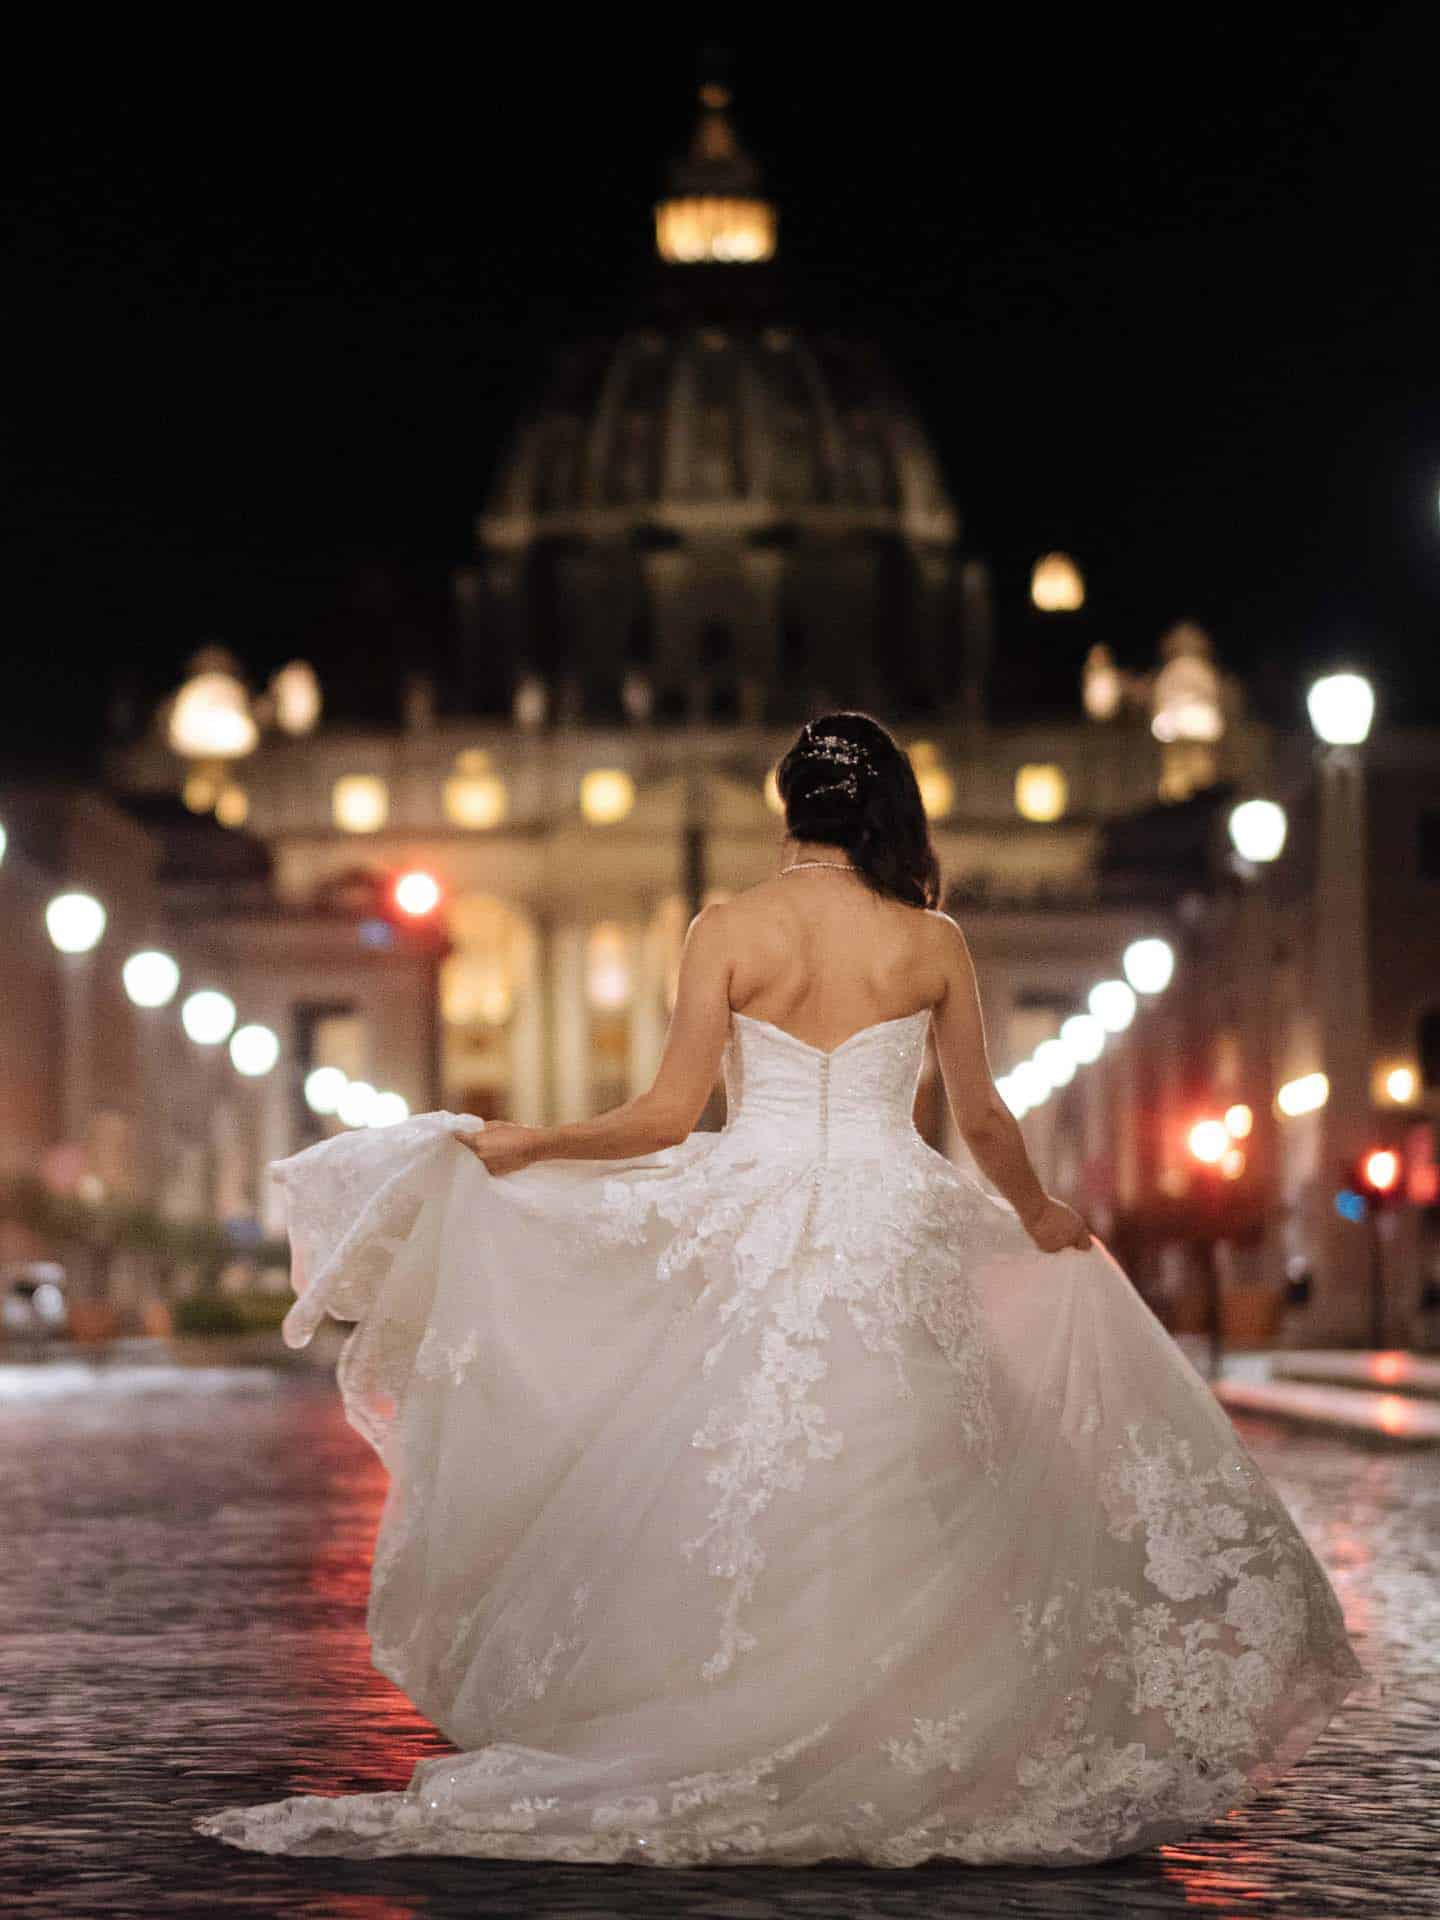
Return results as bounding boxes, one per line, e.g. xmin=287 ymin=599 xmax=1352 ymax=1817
xmin=1022 ymin=1196 xmax=1093 ymax=1253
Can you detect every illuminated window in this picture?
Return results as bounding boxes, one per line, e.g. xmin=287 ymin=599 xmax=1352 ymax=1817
xmin=443 ymin=751 xmax=507 ymax=830
xmin=333 ymin=775 xmax=389 ymax=834
xmin=1015 ymin=764 xmax=1068 ymax=823
xmin=579 ymin=768 xmax=635 ymax=825
xmin=655 ymin=196 xmax=776 ymax=264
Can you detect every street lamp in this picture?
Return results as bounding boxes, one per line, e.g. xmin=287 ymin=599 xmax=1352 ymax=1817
xmin=337 ymin=1080 xmax=379 ymax=1128
xmin=1307 ymin=671 xmax=1376 ymax=747
xmin=1228 ymin=798 xmax=1288 ymax=865
xmin=1122 ymin=937 xmax=1175 ymax=996
xmin=1060 ymin=1013 xmax=1106 ymax=1064
xmin=123 ymin=949 xmax=181 ymax=1008
xmin=1307 ymin=666 xmax=1377 ymax=1338
xmin=996 ymin=1074 xmax=1027 ymax=1118
xmin=229 ymin=1023 xmax=280 ymax=1077
xmin=1010 ymin=1060 xmax=1050 ymax=1113
xmin=1034 ymin=1038 xmax=1077 ymax=1090
xmin=304 ymin=1066 xmax=347 ymax=1116
xmin=1089 ymin=979 xmax=1137 ymax=1032
xmin=46 ymin=890 xmax=108 ymax=1150
xmin=45 ymin=892 xmax=107 ymax=954
xmin=181 ymin=989 xmax=237 ymax=1046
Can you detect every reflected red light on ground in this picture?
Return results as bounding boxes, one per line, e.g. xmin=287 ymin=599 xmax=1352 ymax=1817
xmin=1375 ymin=1394 xmax=1413 ymax=1436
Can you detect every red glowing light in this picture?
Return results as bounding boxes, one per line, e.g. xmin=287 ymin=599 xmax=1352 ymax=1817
xmin=1361 ymin=1148 xmax=1401 ymax=1195
xmin=393 ymin=870 xmax=441 ymax=917
xmin=1187 ymin=1119 xmax=1229 ymax=1165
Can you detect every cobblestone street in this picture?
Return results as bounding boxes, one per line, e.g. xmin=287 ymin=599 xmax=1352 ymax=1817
xmin=2 ymin=1359 xmax=1434 ymax=1920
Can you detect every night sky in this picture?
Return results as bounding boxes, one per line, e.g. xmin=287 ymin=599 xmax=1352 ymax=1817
xmin=6 ymin=17 xmax=1439 ymax=772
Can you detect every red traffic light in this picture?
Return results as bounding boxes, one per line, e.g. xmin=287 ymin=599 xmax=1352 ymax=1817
xmin=1187 ymin=1119 xmax=1229 ymax=1165
xmin=393 ymin=869 xmax=442 ymax=917
xmin=1359 ymin=1147 xmax=1401 ymax=1196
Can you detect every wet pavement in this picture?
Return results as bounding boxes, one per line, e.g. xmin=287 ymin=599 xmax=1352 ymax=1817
xmin=1 ymin=1359 xmax=1433 ymax=1920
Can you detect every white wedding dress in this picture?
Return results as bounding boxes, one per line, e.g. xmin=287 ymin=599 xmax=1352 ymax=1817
xmin=196 ymin=1006 xmax=1364 ymax=1867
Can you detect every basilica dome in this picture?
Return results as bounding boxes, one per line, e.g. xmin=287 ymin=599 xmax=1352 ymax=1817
xmin=483 ymin=325 xmax=956 ymax=535
xmin=461 ymin=84 xmax=985 ymax=729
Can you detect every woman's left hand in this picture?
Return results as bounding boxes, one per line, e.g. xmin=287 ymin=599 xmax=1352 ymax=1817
xmin=455 ymin=1123 xmax=548 ymax=1177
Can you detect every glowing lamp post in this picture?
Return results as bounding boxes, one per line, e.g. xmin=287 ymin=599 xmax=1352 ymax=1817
xmin=229 ymin=1023 xmax=280 ymax=1077
xmin=123 ymin=949 xmax=180 ymax=1008
xmin=1060 ymin=1013 xmax=1106 ymax=1064
xmin=1122 ymin=937 xmax=1175 ymax=996
xmin=1088 ymin=979 xmax=1137 ymax=1033
xmin=1307 ymin=672 xmax=1375 ymax=748
xmin=1228 ymin=799 xmax=1288 ymax=865
xmin=46 ymin=891 xmax=107 ymax=1149
xmin=181 ymin=989 xmax=237 ymax=1046
xmin=1009 ymin=1060 xmax=1050 ymax=1115
xmin=337 ymin=1080 xmax=378 ymax=1128
xmin=1309 ymin=666 xmax=1377 ymax=1337
xmin=1033 ymin=1038 xmax=1076 ymax=1090
xmin=304 ymin=1066 xmax=347 ymax=1116
xmin=46 ymin=892 xmax=106 ymax=955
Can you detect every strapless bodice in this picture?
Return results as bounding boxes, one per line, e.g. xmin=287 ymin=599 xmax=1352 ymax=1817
xmin=720 ymin=1007 xmax=931 ymax=1157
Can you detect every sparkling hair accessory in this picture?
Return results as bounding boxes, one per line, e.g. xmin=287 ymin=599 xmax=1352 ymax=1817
xmin=795 ymin=727 xmax=876 ymax=803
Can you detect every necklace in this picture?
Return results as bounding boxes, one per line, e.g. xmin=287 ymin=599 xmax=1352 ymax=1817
xmin=780 ymin=860 xmax=858 ymax=875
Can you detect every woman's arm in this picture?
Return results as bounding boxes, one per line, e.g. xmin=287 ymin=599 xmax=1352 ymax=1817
xmin=928 ymin=913 xmax=1091 ymax=1252
xmin=458 ymin=904 xmax=736 ymax=1172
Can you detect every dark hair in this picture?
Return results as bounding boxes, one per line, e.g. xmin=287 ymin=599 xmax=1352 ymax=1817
xmin=776 ymin=711 xmax=941 ymax=909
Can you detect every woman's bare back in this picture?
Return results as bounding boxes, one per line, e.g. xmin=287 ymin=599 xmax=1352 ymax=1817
xmin=722 ymin=870 xmax=948 ymax=1054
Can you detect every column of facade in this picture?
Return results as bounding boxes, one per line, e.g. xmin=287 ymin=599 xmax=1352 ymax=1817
xmin=627 ymin=909 xmax=668 ymax=1097
xmin=550 ymin=922 xmax=591 ymax=1123
xmin=509 ymin=914 xmax=549 ymax=1125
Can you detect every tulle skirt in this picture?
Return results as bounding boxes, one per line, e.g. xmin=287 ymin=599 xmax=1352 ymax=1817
xmin=195 ymin=1113 xmax=1366 ymax=1866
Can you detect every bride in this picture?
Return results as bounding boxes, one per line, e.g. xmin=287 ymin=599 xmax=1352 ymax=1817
xmin=196 ymin=711 xmax=1364 ymax=1867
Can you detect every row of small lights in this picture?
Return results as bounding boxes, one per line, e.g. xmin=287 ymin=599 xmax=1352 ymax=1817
xmin=321 ymin=749 xmax=1069 ymax=838
xmin=0 ymin=825 xmax=409 ymax=1131
xmin=992 ymin=681 xmax=1406 ymax=1154
xmin=992 ymin=930 xmax=1282 ymax=1181
xmin=994 ymin=936 xmax=1175 ymax=1125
